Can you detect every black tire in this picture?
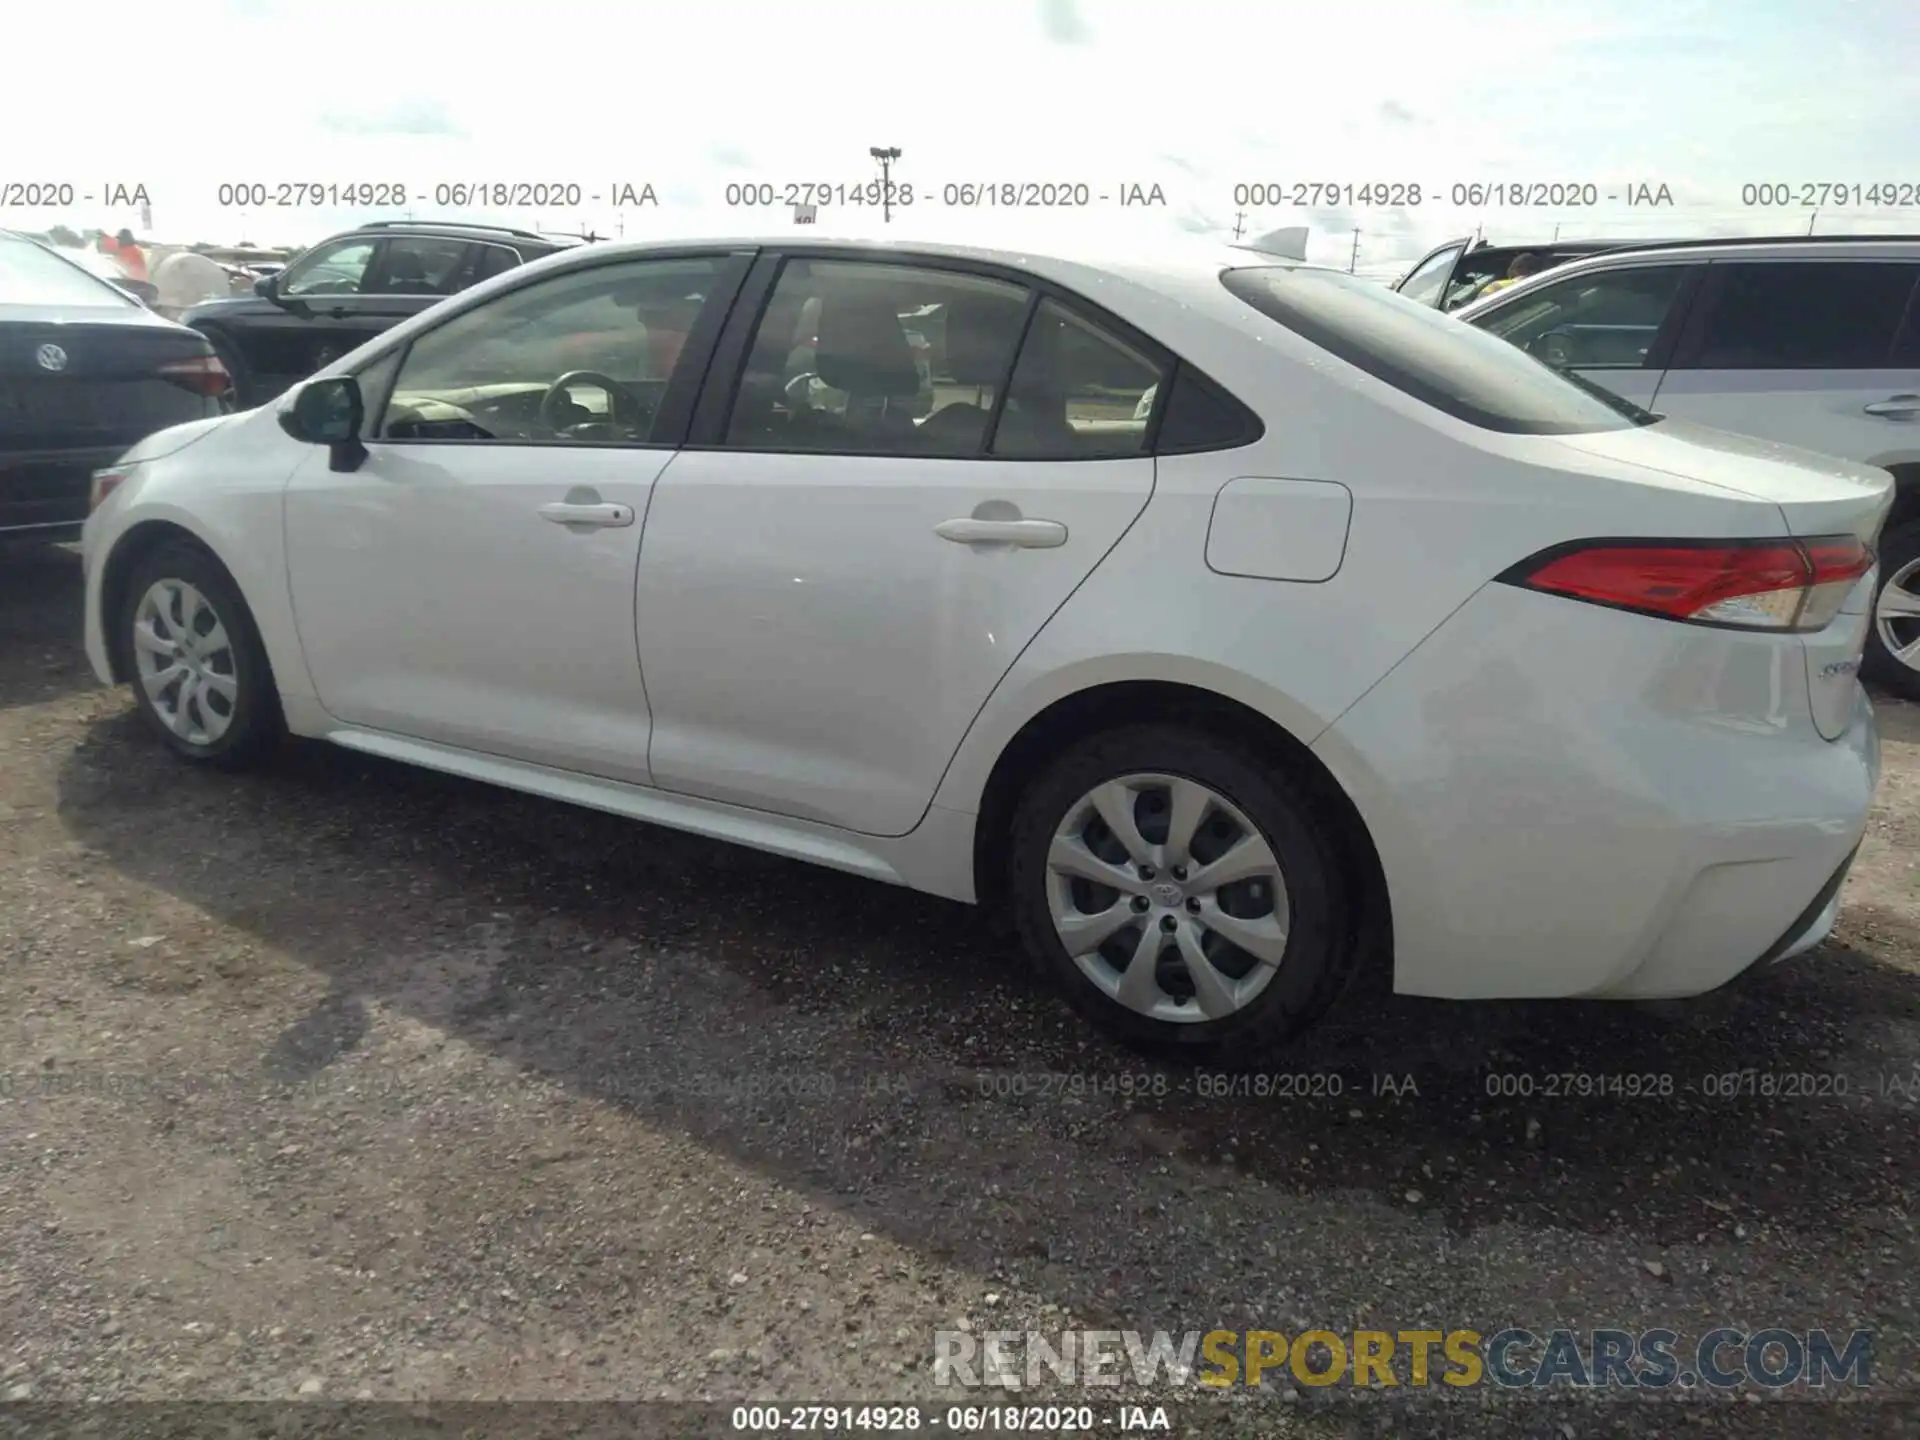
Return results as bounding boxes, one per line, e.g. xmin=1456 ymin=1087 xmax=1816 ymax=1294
xmin=1863 ymin=518 xmax=1920 ymax=701
xmin=118 ymin=540 xmax=282 ymax=768
xmin=1006 ymin=724 xmax=1354 ymax=1064
xmin=201 ymin=328 xmax=253 ymax=409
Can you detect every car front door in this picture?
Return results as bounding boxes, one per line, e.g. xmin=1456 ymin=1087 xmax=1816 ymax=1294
xmin=283 ymin=249 xmax=749 ymax=783
xmin=1650 ymin=259 xmax=1920 ymax=469
xmin=1465 ymin=261 xmax=1701 ymax=409
xmin=1393 ymin=238 xmax=1470 ymax=309
xmin=633 ymin=252 xmax=1166 ymax=837
xmin=245 ymin=235 xmax=385 ymax=399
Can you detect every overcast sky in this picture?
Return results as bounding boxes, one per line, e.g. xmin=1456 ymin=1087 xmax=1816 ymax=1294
xmin=3 ymin=0 xmax=1916 ymax=275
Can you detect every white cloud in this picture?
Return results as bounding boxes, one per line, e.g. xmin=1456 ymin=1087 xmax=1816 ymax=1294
xmin=1 ymin=0 xmax=1915 ymax=274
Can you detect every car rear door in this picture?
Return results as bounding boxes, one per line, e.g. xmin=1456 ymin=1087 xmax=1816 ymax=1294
xmin=632 ymin=249 xmax=1165 ymax=837
xmin=1651 ymin=258 xmax=1920 ymax=471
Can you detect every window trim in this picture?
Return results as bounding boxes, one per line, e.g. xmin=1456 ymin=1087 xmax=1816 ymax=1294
xmin=683 ymin=244 xmax=1243 ymax=462
xmin=1467 ymin=259 xmax=1706 ymax=372
xmin=1667 ymin=257 xmax=1920 ymax=372
xmin=364 ymin=248 xmax=755 ymax=452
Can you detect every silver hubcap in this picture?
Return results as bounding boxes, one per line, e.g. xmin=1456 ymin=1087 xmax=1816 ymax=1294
xmin=1045 ymin=772 xmax=1291 ymax=1024
xmin=1875 ymin=559 xmax=1920 ymax=671
xmin=132 ymin=579 xmax=238 ymax=746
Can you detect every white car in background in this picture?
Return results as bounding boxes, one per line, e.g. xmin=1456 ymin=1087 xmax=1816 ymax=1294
xmin=81 ymin=234 xmax=1886 ymax=1059
xmin=1456 ymin=236 xmax=1920 ymax=696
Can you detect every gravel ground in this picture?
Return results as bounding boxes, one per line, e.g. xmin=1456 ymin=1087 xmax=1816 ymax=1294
xmin=1 ymin=539 xmax=1916 ymax=1439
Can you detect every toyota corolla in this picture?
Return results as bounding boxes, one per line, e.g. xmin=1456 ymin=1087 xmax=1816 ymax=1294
xmin=80 ymin=233 xmax=1888 ymax=1060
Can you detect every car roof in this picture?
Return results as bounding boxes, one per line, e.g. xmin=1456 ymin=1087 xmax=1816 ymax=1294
xmin=1450 ymin=233 xmax=1920 ymax=316
xmin=509 ymin=229 xmax=1287 ymax=287
xmin=332 ymin=220 xmax=587 ymax=248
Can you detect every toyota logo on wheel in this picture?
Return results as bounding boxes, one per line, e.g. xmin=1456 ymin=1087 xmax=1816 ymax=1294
xmin=34 ymin=343 xmax=68 ymax=372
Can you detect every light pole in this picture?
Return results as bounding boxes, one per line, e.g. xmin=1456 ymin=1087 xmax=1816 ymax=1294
xmin=870 ymin=146 xmax=902 ymax=222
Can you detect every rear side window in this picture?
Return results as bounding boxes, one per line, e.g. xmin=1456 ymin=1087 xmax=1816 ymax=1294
xmin=1155 ymin=364 xmax=1263 ymax=452
xmin=1683 ymin=261 xmax=1920 ymax=369
xmin=0 ymin=234 xmax=136 ymax=308
xmin=472 ymin=244 xmax=521 ymax=283
xmin=371 ymin=236 xmax=470 ymax=296
xmin=1474 ymin=264 xmax=1692 ymax=370
xmin=990 ymin=298 xmax=1164 ymax=460
xmin=1222 ymin=265 xmax=1651 ymax=435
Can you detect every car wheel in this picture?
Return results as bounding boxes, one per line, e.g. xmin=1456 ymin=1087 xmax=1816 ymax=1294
xmin=1007 ymin=725 xmax=1354 ymax=1063
xmin=120 ymin=541 xmax=282 ymax=767
xmin=1864 ymin=518 xmax=1920 ymax=701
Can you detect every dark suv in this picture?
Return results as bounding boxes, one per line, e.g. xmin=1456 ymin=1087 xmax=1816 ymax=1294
xmin=181 ymin=221 xmax=587 ymax=407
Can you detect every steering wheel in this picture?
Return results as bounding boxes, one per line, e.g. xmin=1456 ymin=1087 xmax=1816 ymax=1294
xmin=1534 ymin=330 xmax=1575 ymax=368
xmin=540 ymin=370 xmax=646 ymax=436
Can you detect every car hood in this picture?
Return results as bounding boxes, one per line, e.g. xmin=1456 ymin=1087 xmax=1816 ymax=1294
xmin=117 ymin=410 xmax=244 ymax=466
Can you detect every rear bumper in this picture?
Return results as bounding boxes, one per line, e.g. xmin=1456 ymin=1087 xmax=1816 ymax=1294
xmin=1313 ymin=582 xmax=1879 ymax=1001
xmin=0 ymin=446 xmax=122 ymax=532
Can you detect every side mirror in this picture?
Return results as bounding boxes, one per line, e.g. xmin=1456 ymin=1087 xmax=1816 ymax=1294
xmin=254 ymin=273 xmax=278 ymax=300
xmin=278 ymin=376 xmax=367 ymax=471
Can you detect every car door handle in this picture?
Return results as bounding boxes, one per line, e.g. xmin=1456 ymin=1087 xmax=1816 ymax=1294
xmin=934 ymin=517 xmax=1068 ymax=548
xmin=539 ymin=501 xmax=634 ymax=528
xmin=1864 ymin=395 xmax=1920 ymax=418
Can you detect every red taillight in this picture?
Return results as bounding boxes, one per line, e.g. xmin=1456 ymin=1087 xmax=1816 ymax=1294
xmin=1505 ymin=535 xmax=1874 ymax=632
xmin=157 ymin=354 xmax=231 ymax=397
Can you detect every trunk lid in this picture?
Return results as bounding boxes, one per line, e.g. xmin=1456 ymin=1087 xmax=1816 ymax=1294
xmin=0 ymin=316 xmax=218 ymax=454
xmin=1549 ymin=417 xmax=1892 ymax=742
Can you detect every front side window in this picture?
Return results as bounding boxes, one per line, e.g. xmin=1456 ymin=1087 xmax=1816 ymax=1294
xmin=377 ymin=255 xmax=724 ymax=445
xmin=723 ymin=259 xmax=1031 ymax=457
xmin=281 ymin=238 xmax=377 ymax=297
xmin=1685 ymin=261 xmax=1920 ymax=370
xmin=371 ymin=236 xmax=470 ymax=297
xmin=990 ymin=299 xmax=1164 ymax=459
xmin=1223 ymin=265 xmax=1653 ymax=435
xmin=1476 ymin=264 xmax=1691 ymax=370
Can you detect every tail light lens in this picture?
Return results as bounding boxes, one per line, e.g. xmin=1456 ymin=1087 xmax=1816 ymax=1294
xmin=89 ymin=466 xmax=132 ymax=511
xmin=1503 ymin=535 xmax=1874 ymax=633
xmin=158 ymin=354 xmax=231 ymax=397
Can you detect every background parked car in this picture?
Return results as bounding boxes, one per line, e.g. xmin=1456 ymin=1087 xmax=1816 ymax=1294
xmin=1455 ymin=234 xmax=1920 ymax=695
xmin=0 ymin=230 xmax=230 ymax=538
xmin=181 ymin=220 xmax=587 ymax=407
xmin=1394 ymin=235 xmax=1686 ymax=313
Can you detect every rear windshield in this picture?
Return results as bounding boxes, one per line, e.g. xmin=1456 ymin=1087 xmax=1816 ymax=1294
xmin=1221 ymin=265 xmax=1653 ymax=435
xmin=0 ymin=234 xmax=138 ymax=308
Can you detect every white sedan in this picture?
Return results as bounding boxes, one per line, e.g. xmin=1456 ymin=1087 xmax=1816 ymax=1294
xmin=80 ymin=232 xmax=1888 ymax=1059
